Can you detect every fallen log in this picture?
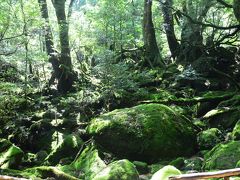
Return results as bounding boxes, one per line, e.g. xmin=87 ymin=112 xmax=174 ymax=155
xmin=169 ymin=168 xmax=240 ymax=180
xmin=0 ymin=175 xmax=27 ymax=180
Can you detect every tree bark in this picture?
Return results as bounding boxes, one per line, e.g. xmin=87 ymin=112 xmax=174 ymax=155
xmin=51 ymin=0 xmax=74 ymax=93
xmin=177 ymin=0 xmax=213 ymax=64
xmin=160 ymin=0 xmax=179 ymax=59
xmin=38 ymin=0 xmax=60 ymax=82
xmin=143 ymin=0 xmax=164 ymax=67
xmin=233 ymin=0 xmax=240 ymax=22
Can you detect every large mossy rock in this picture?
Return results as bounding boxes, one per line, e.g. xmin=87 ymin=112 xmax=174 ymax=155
xmin=93 ymin=159 xmax=139 ymax=180
xmin=197 ymin=128 xmax=223 ymax=150
xmin=0 ymin=139 xmax=24 ymax=169
xmin=87 ymin=104 xmax=197 ymax=162
xmin=204 ymin=141 xmax=240 ymax=170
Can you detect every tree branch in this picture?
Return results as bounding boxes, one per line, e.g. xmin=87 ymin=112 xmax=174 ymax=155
xmin=178 ymin=10 xmax=240 ymax=30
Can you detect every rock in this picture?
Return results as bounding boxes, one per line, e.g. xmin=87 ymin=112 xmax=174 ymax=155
xmin=73 ymin=146 xmax=106 ymax=179
xmin=174 ymin=65 xmax=207 ymax=91
xmin=169 ymin=157 xmax=185 ymax=170
xmin=150 ymin=165 xmax=181 ymax=180
xmin=197 ymin=128 xmax=223 ymax=150
xmin=0 ymin=139 xmax=24 ymax=169
xmin=45 ymin=134 xmax=83 ymax=165
xmin=87 ymin=104 xmax=197 ymax=162
xmin=133 ymin=161 xmax=149 ymax=174
xmin=36 ymin=151 xmax=48 ymax=163
xmin=231 ymin=120 xmax=240 ymax=140
xmin=93 ymin=159 xmax=139 ymax=180
xmin=204 ymin=141 xmax=240 ymax=170
xmin=203 ymin=107 xmax=240 ymax=130
xmin=183 ymin=157 xmax=203 ymax=171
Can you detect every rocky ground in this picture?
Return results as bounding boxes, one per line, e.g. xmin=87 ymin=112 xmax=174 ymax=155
xmin=1 ymin=62 xmax=240 ymax=180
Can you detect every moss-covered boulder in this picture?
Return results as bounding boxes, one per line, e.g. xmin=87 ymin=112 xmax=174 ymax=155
xmin=0 ymin=139 xmax=24 ymax=169
xmin=150 ymin=165 xmax=181 ymax=180
xmin=93 ymin=159 xmax=139 ymax=180
xmin=231 ymin=120 xmax=240 ymax=140
xmin=71 ymin=146 xmax=106 ymax=179
xmin=87 ymin=104 xmax=197 ymax=162
xmin=169 ymin=157 xmax=185 ymax=170
xmin=203 ymin=107 xmax=240 ymax=129
xmin=45 ymin=134 xmax=83 ymax=165
xmin=204 ymin=141 xmax=240 ymax=170
xmin=183 ymin=157 xmax=203 ymax=171
xmin=197 ymin=128 xmax=223 ymax=150
xmin=133 ymin=161 xmax=149 ymax=174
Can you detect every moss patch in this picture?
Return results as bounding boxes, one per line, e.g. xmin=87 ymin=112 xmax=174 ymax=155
xmin=150 ymin=165 xmax=181 ymax=180
xmin=93 ymin=159 xmax=139 ymax=180
xmin=197 ymin=128 xmax=223 ymax=150
xmin=0 ymin=139 xmax=24 ymax=169
xmin=204 ymin=141 xmax=240 ymax=170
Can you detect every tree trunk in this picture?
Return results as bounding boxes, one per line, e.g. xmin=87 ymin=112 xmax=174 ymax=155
xmin=52 ymin=0 xmax=74 ymax=93
xmin=233 ymin=0 xmax=240 ymax=22
xmin=177 ymin=0 xmax=213 ymax=64
xmin=143 ymin=0 xmax=164 ymax=67
xmin=38 ymin=0 xmax=61 ymax=88
xmin=160 ymin=0 xmax=179 ymax=59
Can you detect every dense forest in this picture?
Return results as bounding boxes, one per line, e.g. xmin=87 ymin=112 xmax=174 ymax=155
xmin=1 ymin=0 xmax=240 ymax=179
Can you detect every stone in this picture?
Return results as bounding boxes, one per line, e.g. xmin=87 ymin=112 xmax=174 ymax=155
xmin=231 ymin=120 xmax=240 ymax=140
xmin=93 ymin=159 xmax=139 ymax=180
xmin=0 ymin=139 xmax=24 ymax=169
xmin=87 ymin=104 xmax=197 ymax=162
xmin=73 ymin=146 xmax=106 ymax=179
xmin=204 ymin=141 xmax=240 ymax=170
xmin=45 ymin=134 xmax=83 ymax=165
xmin=150 ymin=165 xmax=181 ymax=180
xmin=197 ymin=128 xmax=223 ymax=150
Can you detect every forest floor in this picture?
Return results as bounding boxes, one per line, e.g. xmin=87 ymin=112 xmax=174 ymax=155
xmin=1 ymin=60 xmax=240 ymax=180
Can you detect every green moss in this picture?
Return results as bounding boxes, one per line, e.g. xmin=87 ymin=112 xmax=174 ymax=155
xmin=169 ymin=157 xmax=185 ymax=169
xmin=87 ymin=104 xmax=197 ymax=162
xmin=197 ymin=128 xmax=223 ymax=150
xmin=45 ymin=134 xmax=83 ymax=165
xmin=148 ymin=90 xmax=176 ymax=101
xmin=231 ymin=120 xmax=240 ymax=140
xmin=183 ymin=157 xmax=203 ymax=171
xmin=67 ymin=146 xmax=106 ymax=179
xmin=133 ymin=161 xmax=149 ymax=174
xmin=0 ymin=139 xmax=24 ymax=169
xmin=93 ymin=159 xmax=139 ymax=180
xmin=150 ymin=165 xmax=181 ymax=180
xmin=204 ymin=141 xmax=240 ymax=170
xmin=203 ymin=107 xmax=240 ymax=129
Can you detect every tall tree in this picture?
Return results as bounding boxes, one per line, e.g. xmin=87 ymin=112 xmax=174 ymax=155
xmin=143 ymin=0 xmax=164 ymax=67
xmin=178 ymin=0 xmax=214 ymax=63
xmin=51 ymin=0 xmax=75 ymax=93
xmin=38 ymin=0 xmax=75 ymax=93
xmin=160 ymin=0 xmax=179 ymax=59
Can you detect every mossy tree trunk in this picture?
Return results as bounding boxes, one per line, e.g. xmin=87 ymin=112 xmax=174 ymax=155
xmin=143 ymin=0 xmax=165 ymax=67
xmin=51 ymin=0 xmax=75 ymax=93
xmin=160 ymin=0 xmax=180 ymax=59
xmin=233 ymin=0 xmax=240 ymax=22
xmin=177 ymin=0 xmax=214 ymax=64
xmin=38 ymin=0 xmax=61 ymax=87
